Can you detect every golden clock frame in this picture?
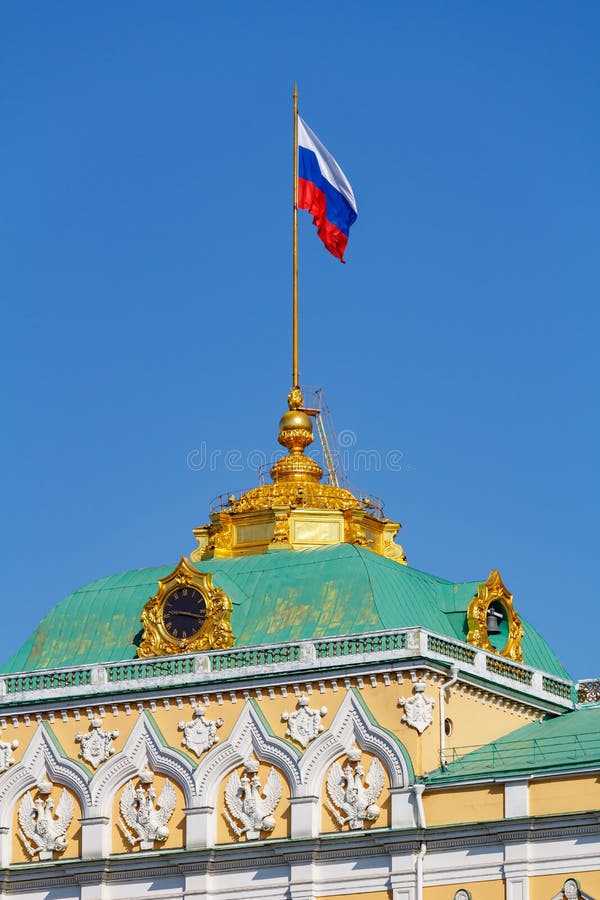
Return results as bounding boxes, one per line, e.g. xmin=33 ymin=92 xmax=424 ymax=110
xmin=137 ymin=557 xmax=235 ymax=658
xmin=466 ymin=569 xmax=524 ymax=662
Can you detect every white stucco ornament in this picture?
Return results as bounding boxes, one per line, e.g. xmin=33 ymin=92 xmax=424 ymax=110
xmin=118 ymin=768 xmax=176 ymax=849
xmin=75 ymin=716 xmax=119 ymax=768
xmin=281 ymin=693 xmax=327 ymax=748
xmin=17 ymin=778 xmax=74 ymax=860
xmin=326 ymin=744 xmax=385 ymax=830
xmin=0 ymin=737 xmax=18 ymax=772
xmin=398 ymin=682 xmax=435 ymax=734
xmin=178 ymin=704 xmax=224 ymax=757
xmin=224 ymin=756 xmax=282 ymax=840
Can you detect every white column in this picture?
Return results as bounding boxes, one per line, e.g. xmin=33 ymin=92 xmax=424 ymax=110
xmin=80 ymin=815 xmax=110 ymax=859
xmin=504 ymin=836 xmax=530 ymax=900
xmin=504 ymin=780 xmax=529 ymax=818
xmin=184 ymin=805 xmax=214 ymax=849
xmin=184 ymin=866 xmax=211 ymax=900
xmin=505 ymin=876 xmax=529 ymax=900
xmin=0 ymin=825 xmax=10 ymax=868
xmin=290 ymin=795 xmax=320 ymax=839
xmin=390 ymin=786 xmax=419 ymax=828
xmin=289 ymin=858 xmax=316 ymax=900
xmin=80 ymin=881 xmax=108 ymax=900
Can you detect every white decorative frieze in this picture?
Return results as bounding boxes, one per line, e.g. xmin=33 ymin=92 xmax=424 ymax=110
xmin=0 ymin=738 xmax=18 ymax=772
xmin=281 ymin=694 xmax=327 ymax=748
xmin=178 ymin=704 xmax=223 ymax=757
xmin=326 ymin=744 xmax=385 ymax=830
xmin=118 ymin=768 xmax=176 ymax=850
xmin=398 ymin=682 xmax=435 ymax=733
xmin=17 ymin=777 xmax=74 ymax=860
xmin=223 ymin=756 xmax=282 ymax=840
xmin=75 ymin=716 xmax=118 ymax=769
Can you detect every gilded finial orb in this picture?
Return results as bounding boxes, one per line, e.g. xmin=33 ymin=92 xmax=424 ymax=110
xmin=270 ymin=386 xmax=323 ymax=484
xmin=278 ymin=385 xmax=314 ymax=454
xmin=278 ymin=408 xmax=313 ymax=446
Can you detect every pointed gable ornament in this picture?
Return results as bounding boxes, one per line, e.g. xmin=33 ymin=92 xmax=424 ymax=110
xmin=178 ymin=704 xmax=224 ymax=757
xmin=398 ymin=682 xmax=435 ymax=734
xmin=281 ymin=694 xmax=328 ymax=748
xmin=75 ymin=717 xmax=118 ymax=768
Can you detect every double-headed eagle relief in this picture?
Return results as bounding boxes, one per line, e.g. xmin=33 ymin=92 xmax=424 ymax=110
xmin=119 ymin=768 xmax=176 ymax=849
xmin=17 ymin=778 xmax=74 ymax=860
xmin=224 ymin=756 xmax=282 ymax=840
xmin=326 ymin=746 xmax=385 ymax=830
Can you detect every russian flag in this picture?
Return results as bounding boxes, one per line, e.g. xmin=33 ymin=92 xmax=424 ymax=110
xmin=298 ymin=116 xmax=358 ymax=262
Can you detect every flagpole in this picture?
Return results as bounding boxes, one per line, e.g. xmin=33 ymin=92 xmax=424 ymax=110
xmin=292 ymin=82 xmax=299 ymax=389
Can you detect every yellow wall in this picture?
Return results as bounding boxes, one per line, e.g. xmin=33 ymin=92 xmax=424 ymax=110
xmin=111 ymin=771 xmax=186 ymax=854
xmin=12 ymin=784 xmax=81 ymax=864
xmin=318 ymin=893 xmax=391 ymax=900
xmin=529 ymin=774 xmax=600 ymax=817
xmin=440 ymin=687 xmax=540 ymax=772
xmin=216 ymin=760 xmax=291 ymax=843
xmin=530 ymin=872 xmax=600 ymax=900
xmin=424 ymin=784 xmax=504 ymax=826
xmin=321 ymin=750 xmax=391 ymax=833
xmin=0 ymin=674 xmax=542 ymax=788
xmin=425 ymin=881 xmax=505 ymax=900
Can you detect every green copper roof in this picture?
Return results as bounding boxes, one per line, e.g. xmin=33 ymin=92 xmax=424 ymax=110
xmin=1 ymin=544 xmax=570 ymax=679
xmin=426 ymin=704 xmax=600 ymax=783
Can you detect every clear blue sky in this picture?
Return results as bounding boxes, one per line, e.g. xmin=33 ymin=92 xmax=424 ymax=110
xmin=2 ymin=2 xmax=599 ymax=678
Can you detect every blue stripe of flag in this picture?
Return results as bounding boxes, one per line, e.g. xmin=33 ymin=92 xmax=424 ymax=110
xmin=299 ymin=147 xmax=358 ymax=237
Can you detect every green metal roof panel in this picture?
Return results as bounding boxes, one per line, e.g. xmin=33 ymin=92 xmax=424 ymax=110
xmin=427 ymin=705 xmax=600 ymax=783
xmin=1 ymin=545 xmax=569 ymax=680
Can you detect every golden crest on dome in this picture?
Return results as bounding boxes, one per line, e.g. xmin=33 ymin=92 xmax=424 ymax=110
xmin=137 ymin=557 xmax=234 ymax=658
xmin=466 ymin=569 xmax=524 ymax=662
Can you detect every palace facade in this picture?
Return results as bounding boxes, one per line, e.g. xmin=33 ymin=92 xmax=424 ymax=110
xmin=1 ymin=389 xmax=598 ymax=900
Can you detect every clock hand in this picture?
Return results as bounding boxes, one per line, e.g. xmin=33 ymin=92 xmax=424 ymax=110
xmin=165 ymin=610 xmax=205 ymax=619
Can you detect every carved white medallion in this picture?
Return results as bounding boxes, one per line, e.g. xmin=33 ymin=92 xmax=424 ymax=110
xmin=223 ymin=756 xmax=282 ymax=840
xmin=0 ymin=738 xmax=18 ymax=772
xmin=118 ymin=768 xmax=176 ymax=850
xmin=75 ymin=716 xmax=119 ymax=769
xmin=17 ymin=777 xmax=74 ymax=860
xmin=178 ymin=704 xmax=224 ymax=757
xmin=398 ymin=682 xmax=435 ymax=734
xmin=563 ymin=881 xmax=580 ymax=900
xmin=281 ymin=694 xmax=327 ymax=748
xmin=326 ymin=745 xmax=385 ymax=830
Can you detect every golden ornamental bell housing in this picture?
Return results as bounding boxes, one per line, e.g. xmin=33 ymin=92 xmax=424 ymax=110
xmin=190 ymin=385 xmax=407 ymax=564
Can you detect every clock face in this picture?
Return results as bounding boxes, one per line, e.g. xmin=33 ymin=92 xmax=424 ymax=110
xmin=162 ymin=587 xmax=207 ymax=640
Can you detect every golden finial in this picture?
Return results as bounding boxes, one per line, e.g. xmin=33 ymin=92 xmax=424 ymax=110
xmin=270 ymin=387 xmax=322 ymax=484
xmin=287 ymin=384 xmax=304 ymax=410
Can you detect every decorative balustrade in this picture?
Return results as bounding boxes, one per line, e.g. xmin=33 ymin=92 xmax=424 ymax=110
xmin=486 ymin=656 xmax=532 ymax=685
xmin=0 ymin=627 xmax=573 ymax=709
xmin=427 ymin=635 xmax=476 ymax=664
xmin=314 ymin=632 xmax=405 ymax=659
xmin=577 ymin=679 xmax=600 ymax=703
